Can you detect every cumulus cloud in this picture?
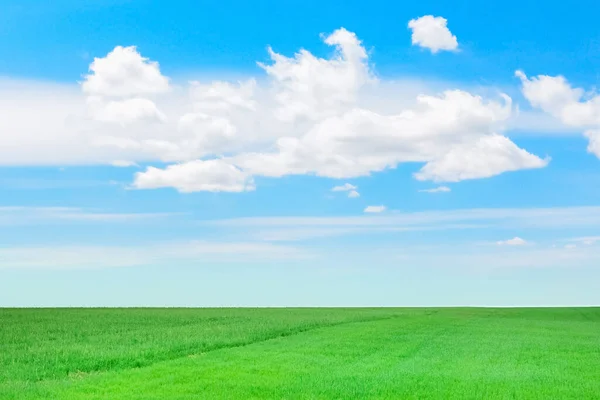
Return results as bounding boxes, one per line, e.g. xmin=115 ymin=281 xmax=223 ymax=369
xmin=189 ymin=79 xmax=257 ymax=112
xmin=87 ymin=97 xmax=167 ymax=124
xmin=347 ymin=190 xmax=360 ymax=198
xmin=0 ymin=29 xmax=547 ymax=192
xmin=414 ymin=134 xmax=549 ymax=182
xmin=224 ymin=89 xmax=546 ymax=183
xmin=419 ymin=186 xmax=451 ymax=193
xmin=364 ymin=205 xmax=386 ymax=213
xmin=133 ymin=159 xmax=255 ymax=193
xmin=516 ymin=70 xmax=600 ymax=157
xmin=80 ymin=46 xmax=170 ymax=128
xmin=82 ymin=46 xmax=170 ymax=98
xmin=258 ymin=27 xmax=373 ymax=122
xmin=497 ymin=237 xmax=527 ymax=246
xmin=408 ymin=15 xmax=458 ymax=53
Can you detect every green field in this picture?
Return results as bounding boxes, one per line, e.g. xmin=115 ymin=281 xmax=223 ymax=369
xmin=1 ymin=308 xmax=599 ymax=399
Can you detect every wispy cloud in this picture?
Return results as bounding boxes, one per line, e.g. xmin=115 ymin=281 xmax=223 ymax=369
xmin=0 ymin=179 xmax=119 ymax=190
xmin=0 ymin=240 xmax=310 ymax=270
xmin=204 ymin=206 xmax=600 ymax=242
xmin=496 ymin=237 xmax=527 ymax=246
xmin=0 ymin=207 xmax=180 ymax=225
xmin=394 ymin=244 xmax=600 ymax=269
xmin=565 ymin=236 xmax=600 ymax=245
xmin=249 ymin=224 xmax=485 ymax=242
xmin=208 ymin=206 xmax=600 ymax=228
xmin=331 ymin=183 xmax=357 ymax=192
xmin=419 ymin=186 xmax=451 ymax=193
xmin=364 ymin=205 xmax=386 ymax=213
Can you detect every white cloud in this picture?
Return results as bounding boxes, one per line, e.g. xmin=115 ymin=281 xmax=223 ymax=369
xmin=497 ymin=237 xmax=527 ymax=246
xmin=331 ymin=183 xmax=360 ymax=198
xmin=413 ymin=134 xmax=549 ymax=182
xmin=332 ymin=183 xmax=357 ymax=192
xmin=228 ymin=90 xmax=544 ymax=182
xmin=584 ymin=130 xmax=600 ymax=158
xmin=87 ymin=97 xmax=167 ymax=125
xmin=419 ymin=186 xmax=451 ymax=193
xmin=189 ymin=79 xmax=257 ymax=112
xmin=176 ymin=112 xmax=238 ymax=157
xmin=364 ymin=205 xmax=386 ymax=213
xmin=81 ymin=46 xmax=170 ymax=128
xmin=258 ymin=27 xmax=373 ymax=122
xmin=133 ymin=159 xmax=255 ymax=193
xmin=0 ymin=29 xmax=548 ymax=192
xmin=516 ymin=70 xmax=600 ymax=158
xmin=82 ymin=46 xmax=169 ymax=98
xmin=408 ymin=15 xmax=458 ymax=53
xmin=111 ymin=160 xmax=138 ymax=167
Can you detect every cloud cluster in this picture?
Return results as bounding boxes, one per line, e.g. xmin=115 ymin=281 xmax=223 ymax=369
xmin=0 ymin=25 xmax=549 ymax=192
xmin=136 ymin=29 xmax=544 ymax=191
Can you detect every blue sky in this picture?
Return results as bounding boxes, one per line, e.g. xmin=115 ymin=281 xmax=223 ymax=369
xmin=2 ymin=0 xmax=600 ymax=306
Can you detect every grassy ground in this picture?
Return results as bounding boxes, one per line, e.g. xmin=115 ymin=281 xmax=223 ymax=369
xmin=1 ymin=308 xmax=599 ymax=399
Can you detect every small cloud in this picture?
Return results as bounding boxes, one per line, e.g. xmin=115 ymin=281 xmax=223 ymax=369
xmin=332 ymin=183 xmax=357 ymax=192
xmin=364 ymin=205 xmax=386 ymax=213
xmin=565 ymin=244 xmax=577 ymax=249
xmin=111 ymin=160 xmax=138 ymax=168
xmin=497 ymin=237 xmax=527 ymax=246
xmin=419 ymin=186 xmax=451 ymax=193
xmin=332 ymin=183 xmax=360 ymax=198
xmin=408 ymin=15 xmax=458 ymax=53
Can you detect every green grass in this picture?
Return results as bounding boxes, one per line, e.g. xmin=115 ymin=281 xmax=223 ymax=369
xmin=1 ymin=308 xmax=599 ymax=399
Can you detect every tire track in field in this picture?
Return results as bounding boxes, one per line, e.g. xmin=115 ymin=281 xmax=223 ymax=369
xmin=47 ymin=314 xmax=405 ymax=382
xmin=181 ymin=315 xmax=401 ymax=359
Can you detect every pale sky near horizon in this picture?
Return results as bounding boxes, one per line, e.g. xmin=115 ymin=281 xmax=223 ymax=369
xmin=2 ymin=0 xmax=600 ymax=306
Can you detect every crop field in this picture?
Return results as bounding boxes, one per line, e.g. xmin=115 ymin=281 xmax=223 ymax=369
xmin=1 ymin=308 xmax=599 ymax=399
